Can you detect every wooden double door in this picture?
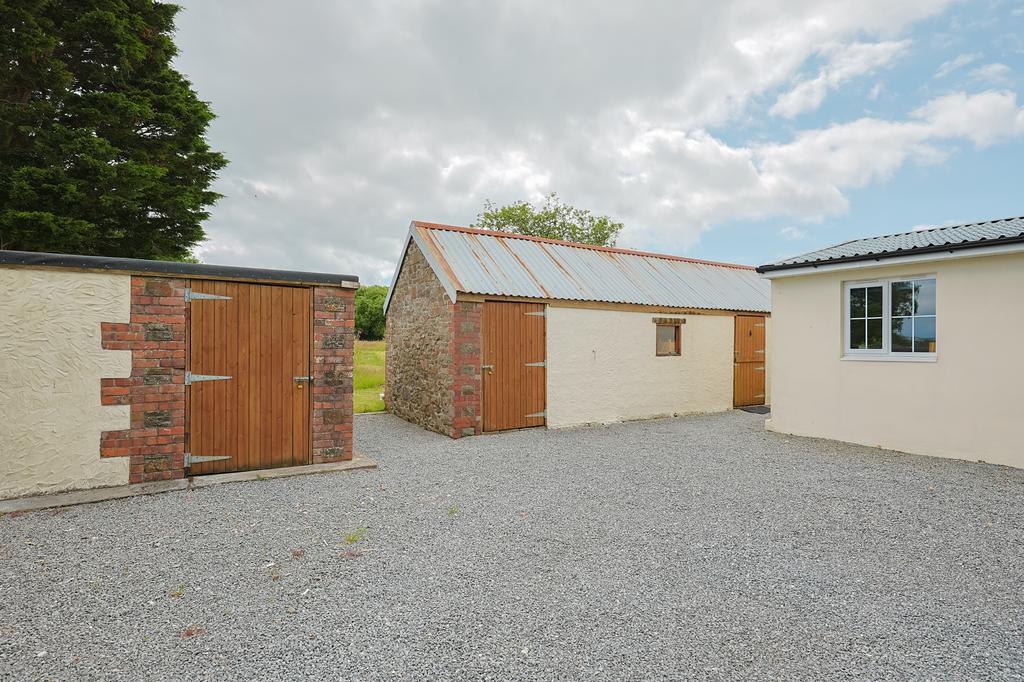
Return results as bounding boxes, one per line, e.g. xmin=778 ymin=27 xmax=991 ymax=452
xmin=187 ymin=280 xmax=312 ymax=474
xmin=482 ymin=301 xmax=546 ymax=432
xmin=733 ymin=315 xmax=766 ymax=407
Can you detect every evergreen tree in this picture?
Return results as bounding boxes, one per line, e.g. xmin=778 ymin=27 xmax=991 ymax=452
xmin=0 ymin=0 xmax=226 ymax=259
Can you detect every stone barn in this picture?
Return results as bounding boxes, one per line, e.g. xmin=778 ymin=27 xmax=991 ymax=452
xmin=384 ymin=221 xmax=771 ymax=438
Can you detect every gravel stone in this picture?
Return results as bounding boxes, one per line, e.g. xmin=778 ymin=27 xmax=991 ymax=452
xmin=1 ymin=411 xmax=1022 ymax=680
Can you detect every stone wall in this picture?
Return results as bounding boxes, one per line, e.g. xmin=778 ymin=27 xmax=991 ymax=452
xmin=385 ymin=241 xmax=456 ymax=436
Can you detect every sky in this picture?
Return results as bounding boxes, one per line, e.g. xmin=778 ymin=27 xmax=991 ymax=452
xmin=171 ymin=0 xmax=1024 ymax=284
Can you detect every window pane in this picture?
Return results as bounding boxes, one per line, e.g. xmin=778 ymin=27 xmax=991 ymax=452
xmin=913 ymin=316 xmax=936 ymax=353
xmin=891 ymin=281 xmax=913 ymax=317
xmin=891 ymin=317 xmax=912 ymax=352
xmin=867 ymin=317 xmax=883 ymax=349
xmin=914 ymin=279 xmax=936 ymax=316
xmin=850 ymin=319 xmax=866 ymax=349
xmin=849 ymin=288 xmax=865 ymax=318
xmin=656 ymin=325 xmax=678 ymax=355
xmin=866 ymin=286 xmax=883 ymax=317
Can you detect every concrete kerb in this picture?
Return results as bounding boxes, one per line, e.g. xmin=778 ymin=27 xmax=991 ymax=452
xmin=0 ymin=454 xmax=377 ymax=514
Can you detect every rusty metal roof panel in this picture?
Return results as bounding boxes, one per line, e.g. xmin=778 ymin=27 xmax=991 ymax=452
xmin=414 ymin=223 xmax=770 ymax=312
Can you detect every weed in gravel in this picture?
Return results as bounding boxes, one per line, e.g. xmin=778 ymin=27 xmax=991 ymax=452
xmin=180 ymin=626 xmax=207 ymax=638
xmin=168 ymin=585 xmax=184 ymax=599
xmin=447 ymin=505 xmax=459 ymax=516
xmin=343 ymin=528 xmax=367 ymax=545
xmin=291 ymin=548 xmax=306 ymax=559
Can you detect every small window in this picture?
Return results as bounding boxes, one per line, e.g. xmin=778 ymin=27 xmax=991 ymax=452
xmin=844 ymin=276 xmax=936 ymax=358
xmin=656 ymin=324 xmax=681 ymax=356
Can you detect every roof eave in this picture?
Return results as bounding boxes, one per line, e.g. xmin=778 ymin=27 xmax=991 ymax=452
xmin=756 ymin=236 xmax=1024 ymax=277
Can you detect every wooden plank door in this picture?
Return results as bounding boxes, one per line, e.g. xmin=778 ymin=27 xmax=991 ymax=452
xmin=733 ymin=315 xmax=766 ymax=407
xmin=187 ymin=281 xmax=312 ymax=474
xmin=482 ymin=301 xmax=546 ymax=432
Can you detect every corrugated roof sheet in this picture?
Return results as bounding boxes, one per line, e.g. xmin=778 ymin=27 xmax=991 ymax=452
xmin=758 ymin=216 xmax=1024 ymax=272
xmin=408 ymin=222 xmax=770 ymax=313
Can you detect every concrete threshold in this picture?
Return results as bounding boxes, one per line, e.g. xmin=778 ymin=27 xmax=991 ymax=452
xmin=0 ymin=454 xmax=377 ymax=514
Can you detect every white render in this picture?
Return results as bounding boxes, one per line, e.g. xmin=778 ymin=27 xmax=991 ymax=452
xmin=766 ymin=251 xmax=1024 ymax=469
xmin=0 ymin=268 xmax=132 ymax=498
xmin=545 ymin=306 xmax=739 ymax=428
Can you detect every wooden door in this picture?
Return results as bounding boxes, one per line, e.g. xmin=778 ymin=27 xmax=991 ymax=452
xmin=187 ymin=281 xmax=312 ymax=474
xmin=482 ymin=301 xmax=546 ymax=432
xmin=734 ymin=315 xmax=766 ymax=407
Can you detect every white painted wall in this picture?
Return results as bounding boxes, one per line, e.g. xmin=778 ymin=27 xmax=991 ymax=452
xmin=767 ymin=252 xmax=1024 ymax=468
xmin=546 ymin=306 xmax=735 ymax=428
xmin=0 ymin=269 xmax=132 ymax=498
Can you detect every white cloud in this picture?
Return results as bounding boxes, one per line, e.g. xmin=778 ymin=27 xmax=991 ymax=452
xmin=616 ymin=91 xmax=1024 ymax=246
xmin=934 ymin=52 xmax=981 ymax=78
xmin=868 ymin=82 xmax=883 ymax=100
xmin=771 ymin=40 xmax=911 ymax=118
xmin=780 ymin=226 xmax=807 ymax=240
xmin=969 ymin=63 xmax=1012 ymax=85
xmin=169 ymin=0 xmax=970 ymax=281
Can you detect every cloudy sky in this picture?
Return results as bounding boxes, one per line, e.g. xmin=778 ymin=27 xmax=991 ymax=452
xmin=172 ymin=0 xmax=1024 ymax=284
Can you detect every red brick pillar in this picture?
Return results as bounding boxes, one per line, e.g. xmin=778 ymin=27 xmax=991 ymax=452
xmin=450 ymin=301 xmax=482 ymax=438
xmin=312 ymin=287 xmax=355 ymax=462
xmin=100 ymin=277 xmax=187 ymax=483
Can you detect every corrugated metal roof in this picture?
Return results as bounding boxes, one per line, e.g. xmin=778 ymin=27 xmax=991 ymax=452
xmin=403 ymin=222 xmax=770 ymax=313
xmin=758 ymin=216 xmax=1024 ymax=272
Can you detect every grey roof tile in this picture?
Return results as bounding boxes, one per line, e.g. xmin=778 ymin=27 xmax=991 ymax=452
xmin=758 ymin=216 xmax=1024 ymax=272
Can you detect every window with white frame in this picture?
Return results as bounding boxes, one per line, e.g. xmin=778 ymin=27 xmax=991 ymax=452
xmin=844 ymin=277 xmax=936 ymax=357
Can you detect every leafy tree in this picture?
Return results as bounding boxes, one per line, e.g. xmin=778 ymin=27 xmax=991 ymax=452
xmin=355 ymin=285 xmax=387 ymax=340
xmin=0 ymin=0 xmax=227 ymax=260
xmin=473 ymin=192 xmax=623 ymax=247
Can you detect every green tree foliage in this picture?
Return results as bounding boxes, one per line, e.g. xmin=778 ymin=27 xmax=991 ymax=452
xmin=355 ymin=285 xmax=387 ymax=340
xmin=0 ymin=0 xmax=227 ymax=259
xmin=473 ymin=192 xmax=623 ymax=247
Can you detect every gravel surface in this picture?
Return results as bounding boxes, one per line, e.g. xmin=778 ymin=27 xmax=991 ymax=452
xmin=1 ymin=411 xmax=1022 ymax=680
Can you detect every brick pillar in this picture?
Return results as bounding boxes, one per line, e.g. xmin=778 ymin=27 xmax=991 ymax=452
xmin=450 ymin=301 xmax=482 ymax=438
xmin=100 ymin=277 xmax=187 ymax=483
xmin=312 ymin=287 xmax=355 ymax=462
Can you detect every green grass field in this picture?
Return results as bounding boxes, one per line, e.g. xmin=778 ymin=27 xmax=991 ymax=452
xmin=354 ymin=340 xmax=385 ymax=413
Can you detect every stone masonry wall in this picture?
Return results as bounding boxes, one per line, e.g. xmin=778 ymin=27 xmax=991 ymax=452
xmin=385 ymin=242 xmax=456 ymax=436
xmin=100 ymin=277 xmax=187 ymax=483
xmin=312 ymin=286 xmax=355 ymax=462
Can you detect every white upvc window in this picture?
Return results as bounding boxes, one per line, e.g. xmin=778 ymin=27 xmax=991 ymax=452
xmin=843 ymin=276 xmax=937 ymax=360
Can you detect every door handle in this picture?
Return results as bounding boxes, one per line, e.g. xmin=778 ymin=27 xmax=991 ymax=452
xmin=294 ymin=375 xmax=312 ymax=388
xmin=482 ymin=364 xmax=494 ymax=375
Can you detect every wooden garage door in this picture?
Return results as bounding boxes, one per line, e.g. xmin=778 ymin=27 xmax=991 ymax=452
xmin=187 ymin=281 xmax=312 ymax=474
xmin=734 ymin=315 xmax=766 ymax=407
xmin=482 ymin=301 xmax=546 ymax=432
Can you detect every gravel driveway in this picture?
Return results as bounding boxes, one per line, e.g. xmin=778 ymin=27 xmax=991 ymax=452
xmin=1 ymin=411 xmax=1022 ymax=680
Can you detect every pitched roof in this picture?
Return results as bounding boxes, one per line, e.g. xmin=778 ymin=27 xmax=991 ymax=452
xmin=757 ymin=215 xmax=1024 ymax=273
xmin=385 ymin=221 xmax=771 ymax=313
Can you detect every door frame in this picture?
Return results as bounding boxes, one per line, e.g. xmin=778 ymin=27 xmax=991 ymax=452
xmin=184 ymin=280 xmax=314 ymax=474
xmin=481 ymin=300 xmax=547 ymax=433
xmin=733 ymin=314 xmax=767 ymax=408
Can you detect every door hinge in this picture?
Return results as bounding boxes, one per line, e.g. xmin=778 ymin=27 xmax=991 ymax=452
xmin=526 ymin=410 xmax=546 ymax=418
xmin=524 ymin=310 xmax=545 ymax=317
xmin=525 ymin=361 xmax=546 ymax=367
xmin=184 ymin=288 xmax=232 ymax=303
xmin=184 ymin=452 xmax=232 ymax=467
xmin=185 ymin=372 xmax=232 ymax=385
